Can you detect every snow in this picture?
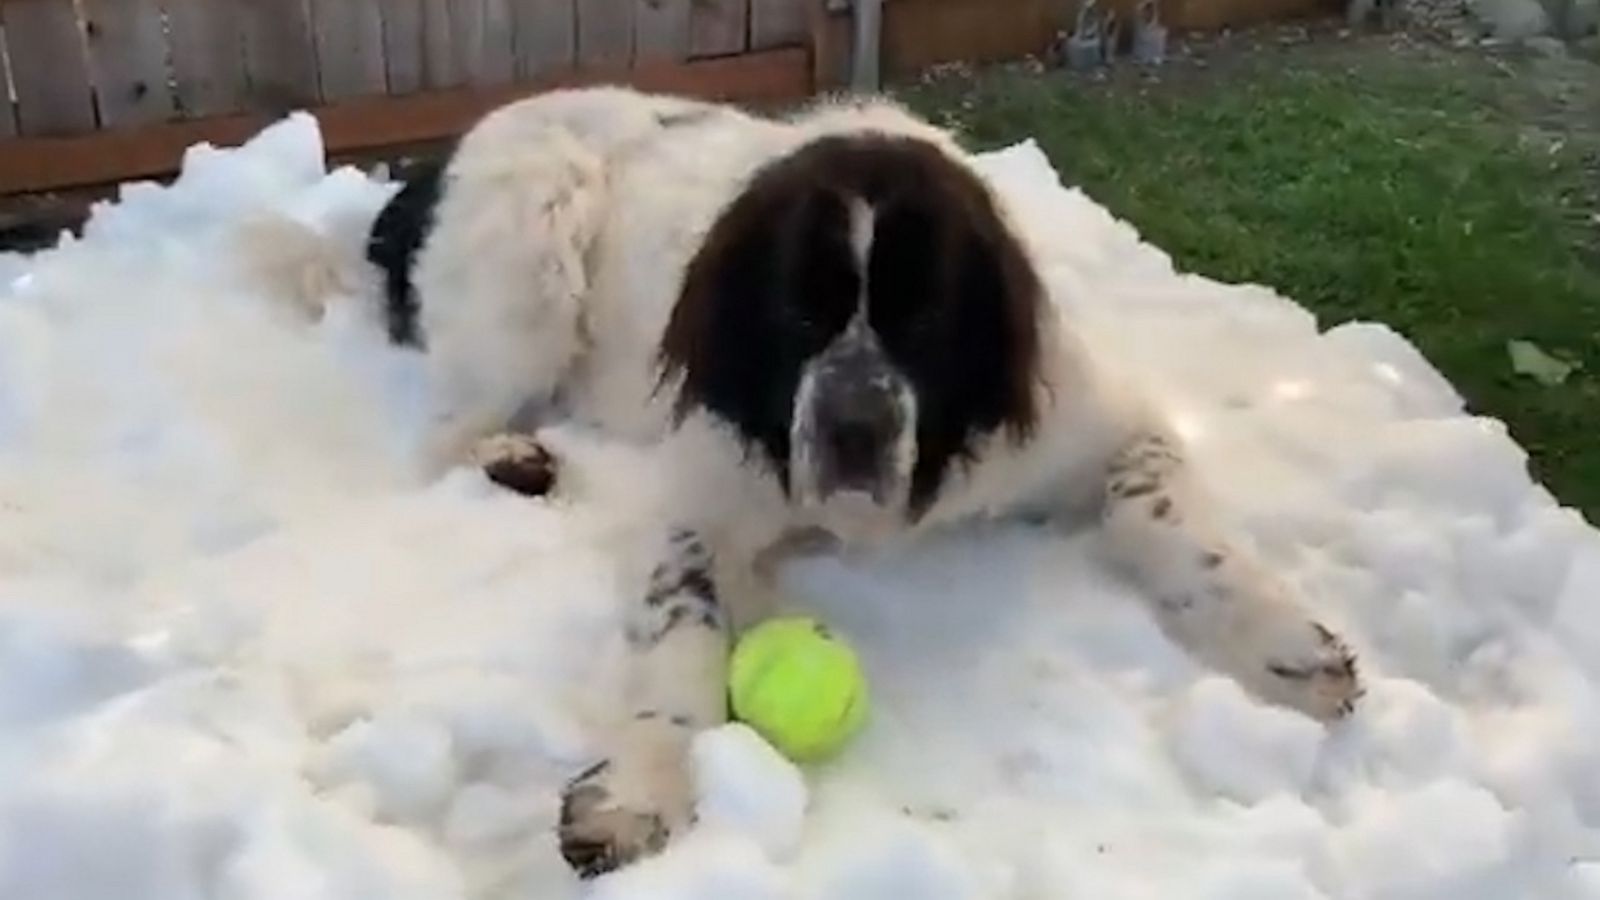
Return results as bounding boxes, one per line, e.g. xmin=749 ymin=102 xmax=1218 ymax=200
xmin=691 ymin=724 xmax=809 ymax=861
xmin=1 ymin=114 xmax=1598 ymax=900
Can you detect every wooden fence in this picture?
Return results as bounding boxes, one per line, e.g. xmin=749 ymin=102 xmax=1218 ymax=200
xmin=0 ymin=0 xmax=1343 ymax=197
xmin=0 ymin=0 xmax=816 ymax=194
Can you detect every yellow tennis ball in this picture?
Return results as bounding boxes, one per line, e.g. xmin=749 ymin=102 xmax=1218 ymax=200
xmin=729 ymin=617 xmax=869 ymax=763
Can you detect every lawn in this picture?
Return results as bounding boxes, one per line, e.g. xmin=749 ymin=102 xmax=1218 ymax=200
xmin=898 ymin=33 xmax=1600 ymax=522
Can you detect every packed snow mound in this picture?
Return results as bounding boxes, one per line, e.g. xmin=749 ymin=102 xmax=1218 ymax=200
xmin=0 ymin=113 xmax=1598 ymax=900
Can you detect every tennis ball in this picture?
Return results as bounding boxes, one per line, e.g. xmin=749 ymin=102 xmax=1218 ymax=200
xmin=728 ymin=617 xmax=869 ymax=763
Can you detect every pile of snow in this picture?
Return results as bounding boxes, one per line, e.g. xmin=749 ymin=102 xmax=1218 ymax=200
xmin=0 ymin=113 xmax=1597 ymax=900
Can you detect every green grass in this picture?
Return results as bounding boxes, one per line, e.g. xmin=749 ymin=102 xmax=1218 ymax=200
xmin=899 ymin=44 xmax=1600 ymax=520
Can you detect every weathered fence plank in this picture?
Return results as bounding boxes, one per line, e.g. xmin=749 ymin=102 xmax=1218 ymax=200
xmin=81 ymin=0 xmax=174 ymax=127
xmin=2 ymin=0 xmax=97 ymax=136
xmin=635 ymin=0 xmax=690 ymax=62
xmin=312 ymin=0 xmax=388 ymax=100
xmin=750 ymin=0 xmax=804 ymax=48
xmin=470 ymin=0 xmax=515 ymax=84
xmin=0 ymin=26 xmax=18 ymax=137
xmin=0 ymin=47 xmax=812 ymax=195
xmin=512 ymin=0 xmax=576 ymax=78
xmin=458 ymin=0 xmax=516 ymax=86
xmin=378 ymin=0 xmax=423 ymax=94
xmin=447 ymin=0 xmax=481 ymax=84
xmin=420 ymin=0 xmax=461 ymax=87
xmin=577 ymin=0 xmax=633 ymax=67
xmin=690 ymin=0 xmax=747 ymax=57
xmin=240 ymin=0 xmax=321 ymax=110
xmin=166 ymin=0 xmax=251 ymax=117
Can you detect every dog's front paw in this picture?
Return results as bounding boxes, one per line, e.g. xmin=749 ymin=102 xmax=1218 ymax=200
xmin=1259 ymin=622 xmax=1363 ymax=722
xmin=559 ymin=762 xmax=671 ymax=878
xmin=557 ymin=728 xmax=695 ymax=879
xmin=470 ymin=433 xmax=558 ymax=497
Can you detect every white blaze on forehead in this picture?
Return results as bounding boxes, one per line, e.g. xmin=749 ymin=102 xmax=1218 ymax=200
xmin=847 ymin=196 xmax=876 ymax=316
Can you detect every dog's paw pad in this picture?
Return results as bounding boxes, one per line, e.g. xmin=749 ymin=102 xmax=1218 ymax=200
xmin=471 ymin=433 xmax=558 ymax=497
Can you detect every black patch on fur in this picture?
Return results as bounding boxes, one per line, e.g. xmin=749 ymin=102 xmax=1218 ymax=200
xmin=568 ymin=759 xmax=611 ymax=786
xmin=1110 ymin=478 xmax=1159 ymax=499
xmin=663 ymin=603 xmax=694 ymax=632
xmin=647 ymin=531 xmax=714 ymax=603
xmin=646 ymin=565 xmax=717 ymax=608
xmin=1266 ymin=662 xmax=1314 ymax=681
xmin=366 ymin=157 xmax=449 ymax=347
xmin=655 ymin=107 xmax=716 ymax=129
xmin=659 ymin=134 xmax=1045 ymax=515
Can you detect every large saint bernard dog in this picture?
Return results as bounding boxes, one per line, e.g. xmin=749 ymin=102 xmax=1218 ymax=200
xmin=281 ymin=86 xmax=1362 ymax=877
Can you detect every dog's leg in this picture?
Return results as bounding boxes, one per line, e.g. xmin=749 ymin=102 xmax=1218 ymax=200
xmin=558 ymin=529 xmax=730 ymax=878
xmin=410 ymin=121 xmax=607 ymax=474
xmin=1100 ymin=432 xmax=1362 ymax=721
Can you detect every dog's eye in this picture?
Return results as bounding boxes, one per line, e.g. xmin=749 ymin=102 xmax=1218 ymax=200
xmin=786 ymin=265 xmax=857 ymax=338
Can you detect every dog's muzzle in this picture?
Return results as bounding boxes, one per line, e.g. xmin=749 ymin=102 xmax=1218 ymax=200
xmin=790 ymin=320 xmax=916 ymax=521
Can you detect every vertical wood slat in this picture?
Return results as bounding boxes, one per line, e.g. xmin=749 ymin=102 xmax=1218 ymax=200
xmin=420 ymin=0 xmax=461 ymax=88
xmin=512 ymin=0 xmax=575 ymax=79
xmin=577 ymin=0 xmax=633 ymax=67
xmin=0 ymin=27 xmax=18 ymax=137
xmin=413 ymin=0 xmax=517 ymax=90
xmin=690 ymin=0 xmax=748 ymax=57
xmin=81 ymin=0 xmax=174 ymax=127
xmin=313 ymin=0 xmax=386 ymax=100
xmin=635 ymin=0 xmax=690 ymax=62
xmin=455 ymin=0 xmax=516 ymax=86
xmin=1 ymin=0 xmax=96 ymax=136
xmin=378 ymin=0 xmax=423 ymax=94
xmin=166 ymin=0 xmax=251 ymax=117
xmin=450 ymin=0 xmax=485 ymax=85
xmin=478 ymin=0 xmax=516 ymax=84
xmin=240 ymin=0 xmax=321 ymax=111
xmin=750 ymin=0 xmax=804 ymax=48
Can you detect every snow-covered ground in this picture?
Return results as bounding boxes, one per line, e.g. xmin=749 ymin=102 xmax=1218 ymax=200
xmin=1 ymin=113 xmax=1598 ymax=900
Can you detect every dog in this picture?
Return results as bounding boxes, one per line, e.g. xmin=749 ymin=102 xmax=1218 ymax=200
xmin=270 ymin=86 xmax=1362 ymax=878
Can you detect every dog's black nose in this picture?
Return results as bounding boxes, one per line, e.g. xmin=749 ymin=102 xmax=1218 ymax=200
xmin=817 ymin=385 xmax=901 ymax=489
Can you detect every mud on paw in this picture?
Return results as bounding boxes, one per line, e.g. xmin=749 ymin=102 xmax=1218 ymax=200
xmin=471 ymin=433 xmax=559 ymax=497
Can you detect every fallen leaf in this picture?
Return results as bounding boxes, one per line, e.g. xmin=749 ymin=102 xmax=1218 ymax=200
xmin=1508 ymin=339 xmax=1580 ymax=386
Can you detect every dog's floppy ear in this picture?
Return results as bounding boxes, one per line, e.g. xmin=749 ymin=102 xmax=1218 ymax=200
xmin=658 ymin=166 xmax=859 ymax=475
